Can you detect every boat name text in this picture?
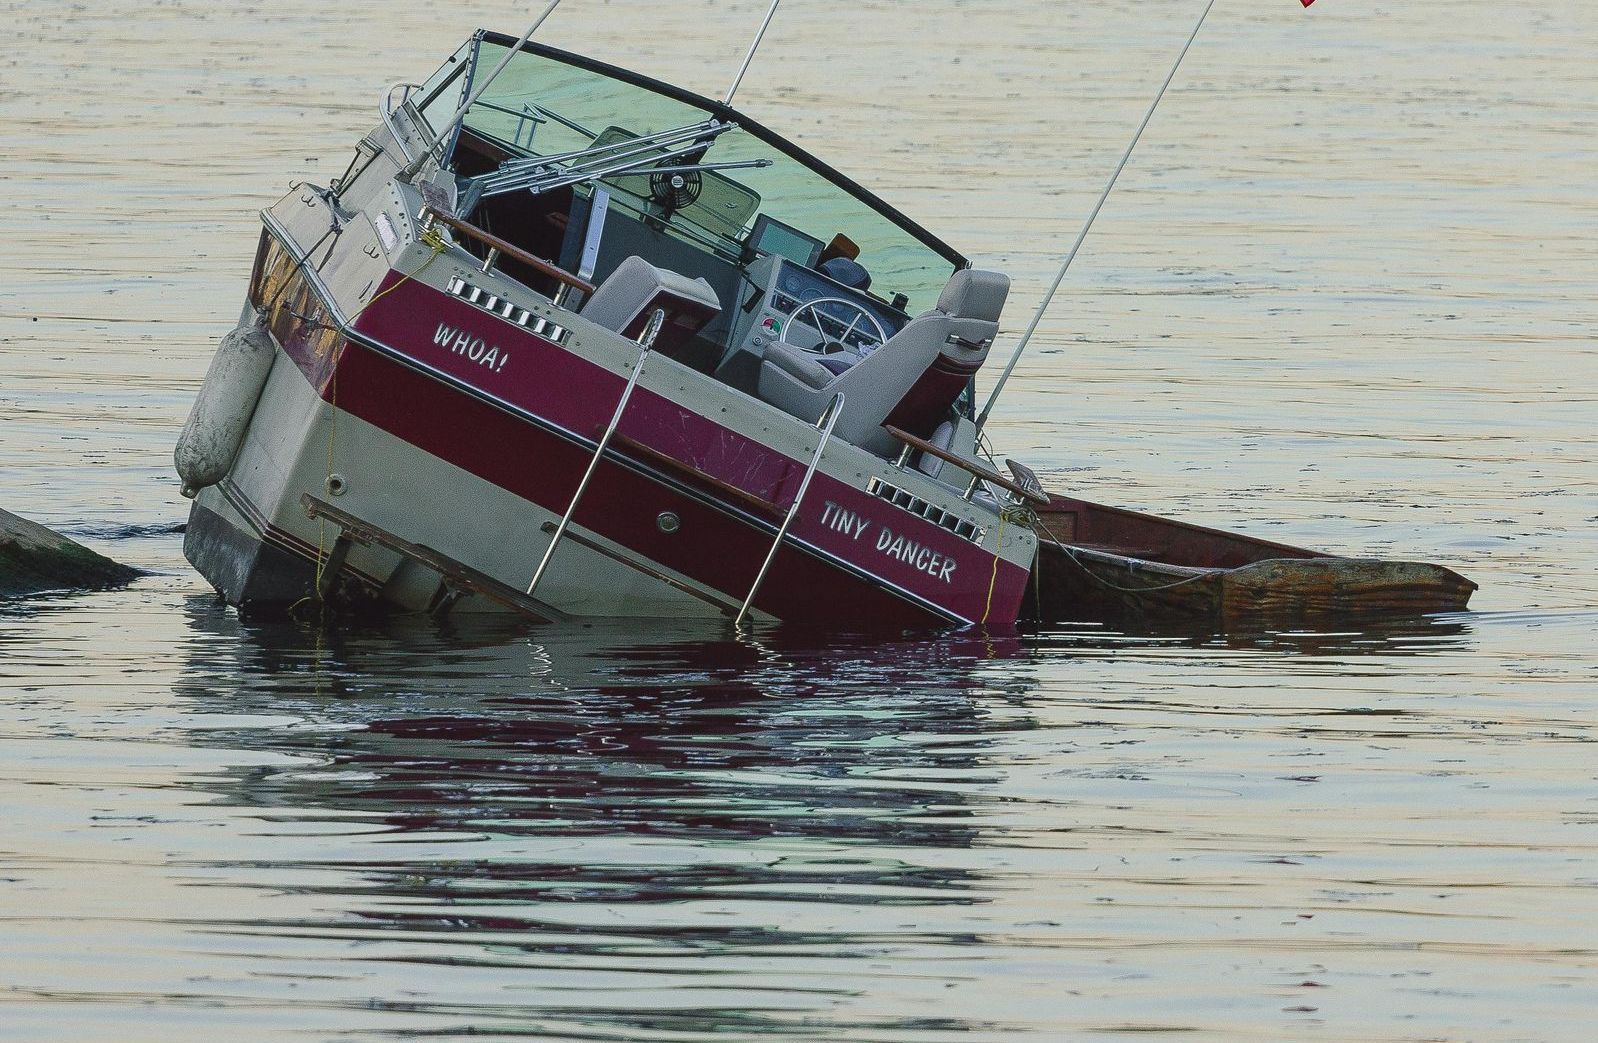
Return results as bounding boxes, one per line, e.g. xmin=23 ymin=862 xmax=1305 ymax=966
xmin=820 ymin=500 xmax=956 ymax=583
xmin=433 ymin=323 xmax=510 ymax=374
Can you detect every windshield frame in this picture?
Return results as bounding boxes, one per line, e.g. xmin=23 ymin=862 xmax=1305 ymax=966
xmin=452 ymin=31 xmax=970 ymax=273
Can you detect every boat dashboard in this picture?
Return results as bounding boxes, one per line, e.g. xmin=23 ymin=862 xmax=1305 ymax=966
xmin=443 ymin=122 xmax=923 ymax=391
xmin=715 ymin=253 xmax=912 ymax=392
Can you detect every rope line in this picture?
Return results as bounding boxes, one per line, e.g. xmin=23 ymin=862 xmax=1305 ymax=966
xmin=979 ymin=511 xmax=1007 ymax=626
xmin=1029 ymin=510 xmax=1219 ymax=595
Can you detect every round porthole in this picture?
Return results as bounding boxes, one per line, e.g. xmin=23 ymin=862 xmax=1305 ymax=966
xmin=656 ymin=511 xmax=681 ymax=534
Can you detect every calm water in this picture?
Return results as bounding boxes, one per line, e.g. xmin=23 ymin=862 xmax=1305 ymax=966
xmin=2 ymin=1 xmax=1596 ymax=1039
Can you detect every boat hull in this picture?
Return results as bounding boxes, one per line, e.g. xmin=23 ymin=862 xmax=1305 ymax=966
xmin=181 ymin=232 xmax=1034 ymax=629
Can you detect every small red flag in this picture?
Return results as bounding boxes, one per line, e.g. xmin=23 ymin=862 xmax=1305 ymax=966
xmin=1300 ymin=0 xmax=1315 ymax=6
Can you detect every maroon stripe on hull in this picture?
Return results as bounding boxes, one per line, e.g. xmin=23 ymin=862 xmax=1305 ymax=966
xmin=356 ymin=279 xmax=804 ymax=506
xmin=311 ymin=274 xmax=1029 ymax=626
xmin=330 ymin=346 xmax=941 ymax=627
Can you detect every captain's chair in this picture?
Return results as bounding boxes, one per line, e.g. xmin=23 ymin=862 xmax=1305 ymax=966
xmin=757 ymin=269 xmax=1009 ymax=457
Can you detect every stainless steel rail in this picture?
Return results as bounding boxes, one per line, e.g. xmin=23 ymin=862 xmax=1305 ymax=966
xmin=525 ymin=309 xmax=666 ymax=600
xmin=380 ymin=82 xmax=423 ymax=165
xmin=400 ymin=0 xmax=566 ymax=183
xmin=734 ymin=393 xmax=845 ymax=628
xmin=470 ymin=120 xmax=764 ymax=200
xmin=482 ymin=120 xmax=721 ymax=183
xmin=468 ymin=98 xmax=549 ymax=148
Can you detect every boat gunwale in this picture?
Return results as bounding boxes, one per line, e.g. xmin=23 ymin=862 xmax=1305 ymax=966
xmin=1031 ymin=494 xmax=1329 ymax=570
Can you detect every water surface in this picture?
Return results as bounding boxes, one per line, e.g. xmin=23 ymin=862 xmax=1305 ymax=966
xmin=2 ymin=1 xmax=1595 ymax=1039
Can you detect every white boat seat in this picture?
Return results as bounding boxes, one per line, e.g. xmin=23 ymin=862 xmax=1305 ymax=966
xmin=581 ymin=255 xmax=721 ymax=354
xmin=763 ymin=343 xmax=836 ymax=389
xmin=757 ymin=268 xmax=1009 ymax=457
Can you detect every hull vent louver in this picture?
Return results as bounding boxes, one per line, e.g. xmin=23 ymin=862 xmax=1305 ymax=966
xmin=446 ymin=276 xmax=569 ymax=343
xmin=866 ymin=478 xmax=985 ymax=544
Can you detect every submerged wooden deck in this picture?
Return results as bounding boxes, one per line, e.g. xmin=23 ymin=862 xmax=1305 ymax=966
xmin=1024 ymin=495 xmax=1476 ymax=627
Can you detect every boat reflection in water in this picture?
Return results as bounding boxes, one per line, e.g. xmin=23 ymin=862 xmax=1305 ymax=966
xmin=1033 ymin=612 xmax=1475 ymax=658
xmin=171 ymin=603 xmax=1043 ymax=1038
xmin=189 ymin=609 xmax=1029 ymax=840
xmin=159 ymin=600 xmax=1473 ymax=1039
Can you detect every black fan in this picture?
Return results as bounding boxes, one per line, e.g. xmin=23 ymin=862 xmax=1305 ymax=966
xmin=649 ymin=169 xmax=702 ymax=212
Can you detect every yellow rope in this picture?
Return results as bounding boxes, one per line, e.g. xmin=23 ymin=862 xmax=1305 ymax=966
xmin=348 ymin=224 xmax=449 ymax=324
xmin=979 ymin=511 xmax=1007 ymax=627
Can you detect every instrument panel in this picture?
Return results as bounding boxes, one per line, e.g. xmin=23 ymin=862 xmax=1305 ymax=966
xmin=715 ymin=255 xmax=914 ymax=394
xmin=760 ymin=259 xmax=909 ymax=354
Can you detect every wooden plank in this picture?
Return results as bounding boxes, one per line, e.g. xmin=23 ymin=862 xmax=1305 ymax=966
xmin=1221 ymin=557 xmax=1476 ymax=620
xmin=882 ymin=425 xmax=1050 ymax=504
xmin=1024 ymin=490 xmax=1478 ymax=625
xmin=300 ymin=494 xmax=556 ymax=622
xmin=609 ymin=434 xmax=784 ymax=517
xmin=1032 ymin=494 xmax=1323 ymax=569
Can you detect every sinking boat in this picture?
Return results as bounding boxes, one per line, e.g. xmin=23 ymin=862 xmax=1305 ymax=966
xmin=174 ymin=22 xmax=1473 ymax=631
xmin=176 ymin=29 xmax=1050 ymax=629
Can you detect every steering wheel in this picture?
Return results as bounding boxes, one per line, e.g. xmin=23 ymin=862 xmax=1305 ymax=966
xmin=781 ymin=297 xmax=889 ymax=357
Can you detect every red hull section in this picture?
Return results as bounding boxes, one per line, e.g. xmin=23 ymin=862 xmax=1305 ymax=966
xmin=293 ymin=275 xmax=1030 ymax=628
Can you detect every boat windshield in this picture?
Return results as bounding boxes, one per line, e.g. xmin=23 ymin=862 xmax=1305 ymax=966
xmin=415 ymin=36 xmax=963 ymax=318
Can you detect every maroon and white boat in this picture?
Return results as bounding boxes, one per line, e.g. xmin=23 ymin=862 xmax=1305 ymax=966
xmin=175 ymin=28 xmax=1049 ymax=630
xmin=176 ymin=16 xmax=1476 ymax=632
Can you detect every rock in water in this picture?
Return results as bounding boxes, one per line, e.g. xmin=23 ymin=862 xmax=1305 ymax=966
xmin=0 ymin=508 xmax=141 ymax=597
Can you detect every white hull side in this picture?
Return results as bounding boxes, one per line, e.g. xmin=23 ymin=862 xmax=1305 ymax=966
xmin=191 ymin=344 xmax=732 ymax=619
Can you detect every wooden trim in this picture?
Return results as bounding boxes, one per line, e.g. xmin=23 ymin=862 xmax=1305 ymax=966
xmin=882 ymin=425 xmax=1049 ymax=505
xmin=610 ymin=434 xmax=784 ymax=517
xmin=424 ymin=210 xmax=597 ymax=295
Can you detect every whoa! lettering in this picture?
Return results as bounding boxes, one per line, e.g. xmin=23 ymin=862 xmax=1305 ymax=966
xmin=433 ymin=323 xmax=510 ymax=374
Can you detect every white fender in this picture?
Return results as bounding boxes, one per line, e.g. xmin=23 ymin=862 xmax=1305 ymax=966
xmin=175 ymin=318 xmax=277 ymax=498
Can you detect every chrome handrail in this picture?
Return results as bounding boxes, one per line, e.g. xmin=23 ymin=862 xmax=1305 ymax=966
xmin=467 ymin=98 xmax=549 ymax=148
xmin=734 ymin=393 xmax=845 ymax=628
xmin=525 ymin=309 xmax=666 ymax=600
xmin=380 ymin=81 xmax=423 ymax=165
xmin=470 ymin=120 xmax=739 ymax=198
xmin=485 ymin=120 xmax=721 ymax=178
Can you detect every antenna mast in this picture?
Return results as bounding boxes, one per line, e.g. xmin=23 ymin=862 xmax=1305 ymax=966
xmin=724 ymin=0 xmax=783 ymax=105
xmin=400 ymin=0 xmax=566 ymax=182
xmin=976 ymin=0 xmax=1218 ymax=431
